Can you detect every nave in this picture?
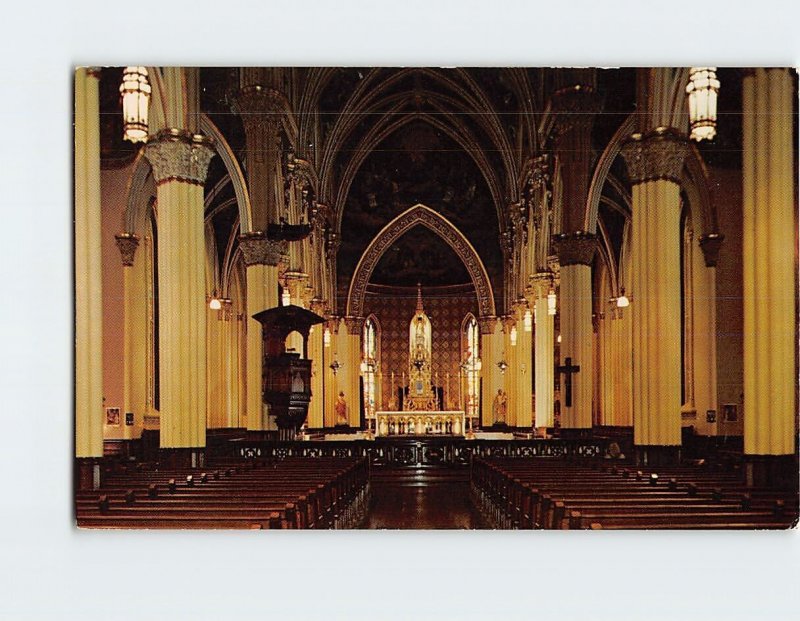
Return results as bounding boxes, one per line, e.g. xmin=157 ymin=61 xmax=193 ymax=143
xmin=76 ymin=438 xmax=798 ymax=530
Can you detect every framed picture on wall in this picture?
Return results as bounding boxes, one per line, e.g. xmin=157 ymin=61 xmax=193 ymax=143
xmin=125 ymin=412 xmax=134 ymax=426
xmin=105 ymin=407 xmax=120 ymax=426
xmin=723 ymin=403 xmax=738 ymax=422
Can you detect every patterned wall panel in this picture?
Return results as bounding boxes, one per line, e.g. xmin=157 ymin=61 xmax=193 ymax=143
xmin=364 ymin=283 xmax=477 ymax=410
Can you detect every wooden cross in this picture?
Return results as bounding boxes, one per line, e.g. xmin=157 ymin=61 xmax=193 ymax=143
xmin=556 ymin=357 xmax=580 ymax=407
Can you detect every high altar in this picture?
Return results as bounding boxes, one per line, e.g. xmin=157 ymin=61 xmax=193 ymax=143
xmin=375 ymin=285 xmax=466 ymax=437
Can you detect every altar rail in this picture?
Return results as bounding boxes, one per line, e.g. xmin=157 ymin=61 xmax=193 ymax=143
xmin=221 ymin=437 xmax=609 ymax=467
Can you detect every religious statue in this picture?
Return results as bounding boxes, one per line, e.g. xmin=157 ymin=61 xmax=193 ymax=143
xmin=492 ymin=388 xmax=508 ymax=425
xmin=335 ymin=391 xmax=348 ymax=426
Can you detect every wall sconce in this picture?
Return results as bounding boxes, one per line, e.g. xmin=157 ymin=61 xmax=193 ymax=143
xmin=119 ymin=66 xmax=151 ymax=143
xmin=686 ymin=67 xmax=720 ymax=142
xmin=523 ymin=309 xmax=532 ymax=332
xmin=497 ymin=359 xmax=509 ymax=374
xmin=330 ymin=360 xmax=341 ymax=375
xmin=616 ymin=288 xmax=630 ymax=308
xmin=208 ymin=293 xmax=222 ymax=310
xmin=556 ymin=334 xmax=562 ymax=344
xmin=323 ymin=327 xmax=331 ymax=347
xmin=547 ymin=288 xmax=557 ymax=315
xmin=510 ymin=325 xmax=518 ymax=346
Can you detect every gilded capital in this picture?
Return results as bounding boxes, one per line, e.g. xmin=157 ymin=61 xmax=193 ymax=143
xmin=231 ymin=85 xmax=289 ymax=132
xmin=477 ymin=316 xmax=498 ymax=335
xmin=309 ymin=298 xmax=328 ymax=317
xmin=551 ymin=84 xmax=600 ymax=136
xmin=620 ymin=128 xmax=689 ymax=185
xmin=114 ymin=232 xmax=140 ymax=266
xmin=144 ymin=129 xmax=215 ymax=186
xmin=699 ymin=233 xmax=725 ymax=267
xmin=528 ymin=271 xmax=555 ymax=299
xmin=238 ymin=231 xmax=287 ymax=266
xmin=343 ymin=316 xmax=365 ymax=336
xmin=552 ymin=231 xmax=597 ymax=266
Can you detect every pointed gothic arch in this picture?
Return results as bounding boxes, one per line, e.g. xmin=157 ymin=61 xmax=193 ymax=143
xmin=346 ymin=204 xmax=496 ymax=319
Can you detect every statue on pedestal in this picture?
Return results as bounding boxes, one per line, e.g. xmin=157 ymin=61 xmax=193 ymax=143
xmin=335 ymin=391 xmax=348 ymax=426
xmin=493 ymin=389 xmax=508 ymax=425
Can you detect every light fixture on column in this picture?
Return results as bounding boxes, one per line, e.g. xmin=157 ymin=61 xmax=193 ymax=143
xmin=547 ymin=288 xmax=557 ymax=315
xmin=510 ymin=325 xmax=518 ymax=346
xmin=208 ymin=293 xmax=222 ymax=310
xmin=497 ymin=359 xmax=509 ymax=374
xmin=523 ymin=309 xmax=533 ymax=332
xmin=616 ymin=287 xmax=630 ymax=308
xmin=119 ymin=66 xmax=151 ymax=143
xmin=557 ymin=334 xmax=562 ymax=344
xmin=330 ymin=360 xmax=341 ymax=375
xmin=281 ymin=288 xmax=291 ymax=307
xmin=686 ymin=67 xmax=720 ymax=142
xmin=323 ymin=327 xmax=331 ymax=347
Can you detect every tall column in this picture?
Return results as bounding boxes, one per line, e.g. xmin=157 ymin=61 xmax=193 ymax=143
xmin=144 ymin=130 xmax=214 ymax=461
xmin=115 ymin=233 xmax=144 ymax=439
xmin=75 ymin=67 xmax=103 ymax=487
xmin=512 ymin=304 xmax=533 ymax=429
xmin=342 ymin=317 xmax=364 ymax=428
xmin=501 ymin=316 xmax=517 ymax=426
xmin=479 ymin=316 xmax=499 ymax=428
xmin=553 ymin=233 xmax=596 ymax=433
xmin=742 ymin=69 xmax=796 ymax=486
xmin=621 ymin=128 xmax=688 ymax=465
xmin=306 ymin=299 xmax=327 ymax=429
xmin=239 ymin=233 xmax=284 ymax=430
xmin=323 ymin=318 xmax=340 ymax=427
xmin=530 ymin=273 xmax=555 ymax=431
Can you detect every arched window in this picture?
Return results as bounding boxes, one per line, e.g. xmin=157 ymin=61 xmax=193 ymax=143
xmin=362 ymin=316 xmax=380 ymax=420
xmin=462 ymin=314 xmax=481 ymax=421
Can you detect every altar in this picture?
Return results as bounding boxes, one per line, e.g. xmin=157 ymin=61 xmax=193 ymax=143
xmin=376 ymin=410 xmax=465 ymax=437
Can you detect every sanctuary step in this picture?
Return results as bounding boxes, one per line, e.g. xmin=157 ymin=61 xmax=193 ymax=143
xmin=369 ymin=465 xmax=469 ymax=487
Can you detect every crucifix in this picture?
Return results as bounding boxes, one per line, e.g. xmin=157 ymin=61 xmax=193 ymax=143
xmin=556 ymin=357 xmax=580 ymax=407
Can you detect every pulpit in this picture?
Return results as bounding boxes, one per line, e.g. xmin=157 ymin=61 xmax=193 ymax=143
xmin=252 ymin=305 xmax=324 ymax=440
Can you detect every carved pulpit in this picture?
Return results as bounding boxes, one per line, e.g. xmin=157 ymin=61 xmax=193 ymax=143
xmin=406 ymin=284 xmax=438 ymax=411
xmin=252 ymin=305 xmax=324 ymax=440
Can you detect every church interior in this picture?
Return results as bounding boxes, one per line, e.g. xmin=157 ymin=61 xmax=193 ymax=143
xmin=74 ymin=66 xmax=799 ymax=531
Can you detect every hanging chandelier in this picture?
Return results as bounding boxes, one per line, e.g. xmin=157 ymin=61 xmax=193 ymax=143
xmin=686 ymin=67 xmax=720 ymax=142
xmin=119 ymin=67 xmax=151 ymax=143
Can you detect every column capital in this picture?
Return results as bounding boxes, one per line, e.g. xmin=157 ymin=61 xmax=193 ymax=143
xmin=698 ymin=233 xmax=725 ymax=267
xmin=84 ymin=67 xmax=103 ymax=79
xmin=144 ymin=129 xmax=215 ymax=186
xmin=343 ymin=316 xmax=365 ymax=336
xmin=238 ymin=231 xmax=287 ymax=266
xmin=309 ymin=297 xmax=328 ymax=317
xmin=620 ymin=127 xmax=689 ymax=185
xmin=527 ymin=271 xmax=555 ymax=299
xmin=551 ymin=84 xmax=600 ymax=136
xmin=114 ymin=232 xmax=140 ymax=266
xmin=478 ymin=315 xmax=498 ymax=335
xmin=552 ymin=231 xmax=597 ymax=267
xmin=232 ymin=85 xmax=290 ymax=120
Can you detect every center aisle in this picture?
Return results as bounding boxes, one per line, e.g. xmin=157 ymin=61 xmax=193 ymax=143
xmin=361 ymin=466 xmax=488 ymax=529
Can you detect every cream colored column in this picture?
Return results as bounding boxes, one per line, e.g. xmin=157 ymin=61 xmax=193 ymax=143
xmin=501 ymin=317 xmax=517 ymax=426
xmin=553 ymin=233 xmax=596 ymax=430
xmin=144 ymin=131 xmax=214 ymax=449
xmin=323 ymin=319 xmax=339 ymax=428
xmin=479 ymin=316 xmax=499 ymax=427
xmin=305 ymin=299 xmax=327 ymax=429
xmin=530 ymin=274 xmax=555 ymax=429
xmin=514 ymin=307 xmax=533 ymax=429
xmin=621 ymin=129 xmax=688 ymax=453
xmin=742 ymin=68 xmax=796 ymax=456
xmin=342 ymin=317 xmax=364 ymax=428
xmin=115 ymin=233 xmax=145 ymax=439
xmin=239 ymin=234 xmax=283 ymax=431
xmin=75 ymin=67 xmax=103 ymax=460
